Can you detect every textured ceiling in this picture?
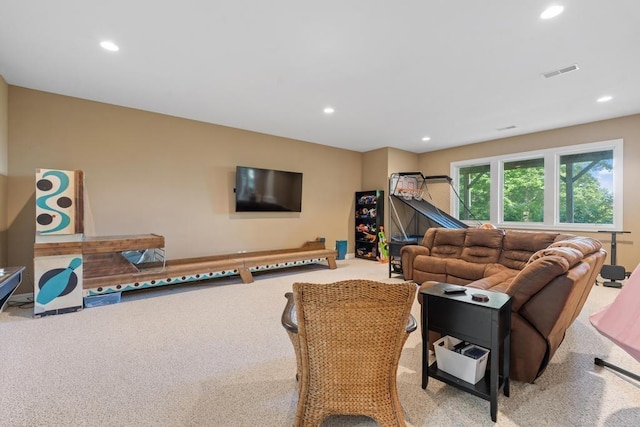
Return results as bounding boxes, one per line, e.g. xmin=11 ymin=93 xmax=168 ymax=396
xmin=1 ymin=1 xmax=639 ymax=153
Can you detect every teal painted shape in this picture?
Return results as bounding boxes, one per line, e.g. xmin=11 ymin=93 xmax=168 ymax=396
xmin=36 ymin=170 xmax=71 ymax=234
xmin=36 ymin=257 xmax=82 ymax=305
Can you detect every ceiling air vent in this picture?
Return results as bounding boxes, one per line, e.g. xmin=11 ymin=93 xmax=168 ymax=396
xmin=542 ymin=64 xmax=579 ymax=79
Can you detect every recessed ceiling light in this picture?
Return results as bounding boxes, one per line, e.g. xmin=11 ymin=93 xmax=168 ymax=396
xmin=597 ymin=95 xmax=613 ymax=103
xmin=422 ymin=136 xmax=431 ymax=142
xmin=540 ymin=5 xmax=564 ymax=20
xmin=323 ymin=107 xmax=334 ymax=114
xmin=100 ymin=40 xmax=119 ymax=52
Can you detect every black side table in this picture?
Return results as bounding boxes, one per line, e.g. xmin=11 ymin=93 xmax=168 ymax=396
xmin=420 ymin=283 xmax=512 ymax=422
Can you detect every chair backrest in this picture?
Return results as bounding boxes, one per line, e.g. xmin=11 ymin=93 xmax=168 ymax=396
xmin=292 ymin=280 xmax=416 ymax=423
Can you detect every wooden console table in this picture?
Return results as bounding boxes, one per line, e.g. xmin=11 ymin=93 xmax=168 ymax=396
xmin=82 ymin=237 xmax=338 ymax=295
xmin=420 ymin=283 xmax=511 ymax=422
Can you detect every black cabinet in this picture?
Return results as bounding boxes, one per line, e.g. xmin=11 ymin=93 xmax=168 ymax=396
xmin=420 ymin=283 xmax=512 ymax=422
xmin=355 ymin=190 xmax=384 ymax=261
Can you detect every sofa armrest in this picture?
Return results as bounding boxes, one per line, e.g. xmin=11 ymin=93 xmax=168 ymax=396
xmin=506 ymin=252 xmax=573 ymax=312
xmin=400 ymin=245 xmax=430 ymax=280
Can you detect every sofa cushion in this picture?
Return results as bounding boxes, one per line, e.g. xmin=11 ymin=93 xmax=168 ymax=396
xmin=466 ymin=263 xmax=519 ymax=292
xmin=445 ymin=258 xmax=487 ymax=283
xmin=499 ymin=230 xmax=560 ymax=270
xmin=420 ymin=228 xmax=437 ymax=249
xmin=549 ymin=237 xmax=602 ymax=257
xmin=412 ymin=256 xmax=486 ymax=286
xmin=529 ymin=246 xmax=583 ymax=269
xmin=461 ymin=228 xmax=504 ymax=264
xmin=431 ymin=229 xmax=466 ymax=258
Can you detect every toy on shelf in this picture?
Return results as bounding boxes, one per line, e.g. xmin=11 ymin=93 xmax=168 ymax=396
xmin=358 ymin=194 xmax=378 ymax=204
xmin=356 ymin=223 xmax=377 ymax=233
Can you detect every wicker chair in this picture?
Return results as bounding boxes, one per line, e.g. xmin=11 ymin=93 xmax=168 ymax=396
xmin=281 ymin=280 xmax=417 ymax=427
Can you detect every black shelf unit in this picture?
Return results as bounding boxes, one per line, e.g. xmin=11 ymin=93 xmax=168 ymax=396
xmin=355 ymin=190 xmax=384 ymax=261
xmin=420 ymin=283 xmax=512 ymax=422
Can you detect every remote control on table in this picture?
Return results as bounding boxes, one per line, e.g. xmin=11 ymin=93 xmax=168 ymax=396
xmin=443 ymin=287 xmax=467 ymax=295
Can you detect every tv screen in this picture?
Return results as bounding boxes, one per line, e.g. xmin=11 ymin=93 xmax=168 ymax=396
xmin=235 ymin=166 xmax=303 ymax=212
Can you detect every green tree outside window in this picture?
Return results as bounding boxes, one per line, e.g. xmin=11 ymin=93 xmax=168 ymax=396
xmin=503 ymin=158 xmax=544 ymax=222
xmin=458 ymin=164 xmax=490 ymax=221
xmin=559 ymin=150 xmax=613 ymax=224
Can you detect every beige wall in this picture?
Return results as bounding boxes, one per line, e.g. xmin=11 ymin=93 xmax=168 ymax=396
xmin=361 ymin=148 xmax=388 ymax=193
xmin=0 ymin=75 xmax=8 ymax=266
xmin=8 ymin=83 xmax=640 ymax=293
xmin=361 ymin=147 xmax=420 ymax=234
xmin=8 ymin=87 xmax=363 ymax=293
xmin=418 ymin=114 xmax=640 ymax=270
xmin=387 ymin=147 xmax=419 ymax=178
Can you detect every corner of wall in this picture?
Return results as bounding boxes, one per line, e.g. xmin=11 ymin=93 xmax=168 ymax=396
xmin=0 ymin=74 xmax=7 ymax=175
xmin=361 ymin=148 xmax=389 ymax=191
xmin=0 ymin=74 xmax=8 ymax=266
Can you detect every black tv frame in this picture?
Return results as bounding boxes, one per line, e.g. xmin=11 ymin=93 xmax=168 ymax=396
xmin=234 ymin=166 xmax=303 ymax=212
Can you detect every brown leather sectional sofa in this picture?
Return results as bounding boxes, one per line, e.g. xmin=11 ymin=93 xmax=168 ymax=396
xmin=401 ymin=227 xmax=606 ymax=383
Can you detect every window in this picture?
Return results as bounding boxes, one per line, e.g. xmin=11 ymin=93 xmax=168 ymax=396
xmin=457 ymin=164 xmax=490 ymax=221
xmin=502 ymin=158 xmax=545 ymax=223
xmin=559 ymin=150 xmax=613 ymax=225
xmin=451 ymin=140 xmax=623 ymax=230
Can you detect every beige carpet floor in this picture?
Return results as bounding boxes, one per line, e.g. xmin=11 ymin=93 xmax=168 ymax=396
xmin=1 ymin=258 xmax=638 ymax=426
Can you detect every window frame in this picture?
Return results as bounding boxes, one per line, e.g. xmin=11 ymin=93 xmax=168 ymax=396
xmin=450 ymin=139 xmax=623 ymax=231
xmin=457 ymin=163 xmax=491 ymax=221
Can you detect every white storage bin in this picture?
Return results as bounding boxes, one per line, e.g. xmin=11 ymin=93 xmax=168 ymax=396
xmin=434 ymin=335 xmax=489 ymax=384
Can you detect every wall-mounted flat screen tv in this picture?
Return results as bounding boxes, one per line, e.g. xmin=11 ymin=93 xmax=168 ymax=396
xmin=235 ymin=166 xmax=303 ymax=212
